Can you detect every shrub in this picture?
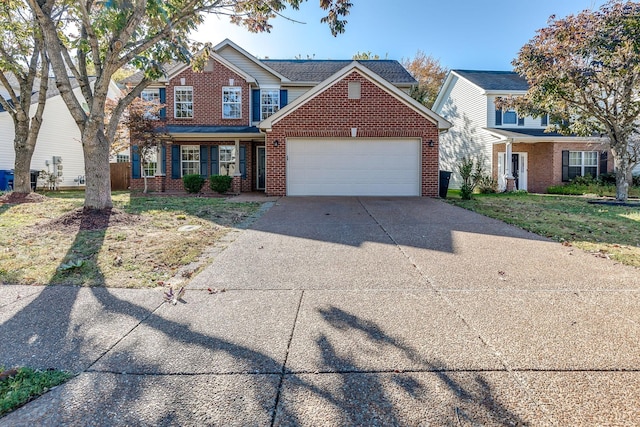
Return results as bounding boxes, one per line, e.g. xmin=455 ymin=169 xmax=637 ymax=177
xmin=182 ymin=174 xmax=205 ymax=194
xmin=457 ymin=156 xmax=485 ymax=200
xmin=570 ymin=174 xmax=596 ymax=186
xmin=547 ymin=185 xmax=585 ymax=195
xmin=598 ymin=172 xmax=616 ymax=185
xmin=209 ymin=174 xmax=233 ymax=194
xmin=477 ymin=175 xmax=498 ymax=194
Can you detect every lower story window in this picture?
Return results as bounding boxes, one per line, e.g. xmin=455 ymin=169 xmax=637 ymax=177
xmin=219 ymin=145 xmax=236 ymax=176
xmin=569 ymin=151 xmax=598 ymax=179
xmin=181 ymin=145 xmax=200 ymax=176
xmin=140 ymin=146 xmax=159 ymax=177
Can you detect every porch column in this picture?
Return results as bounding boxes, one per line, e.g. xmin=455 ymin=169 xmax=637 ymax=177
xmin=505 ymin=139 xmax=516 ymax=192
xmin=232 ymin=138 xmax=242 ymax=194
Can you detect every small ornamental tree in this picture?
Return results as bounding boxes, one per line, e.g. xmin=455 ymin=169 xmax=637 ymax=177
xmin=502 ymin=1 xmax=640 ymax=201
xmin=114 ymin=97 xmax=168 ymax=193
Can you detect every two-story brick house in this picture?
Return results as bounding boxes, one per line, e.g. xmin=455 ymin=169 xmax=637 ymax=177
xmin=433 ymin=70 xmax=612 ymax=193
xmin=125 ymin=39 xmax=451 ymax=197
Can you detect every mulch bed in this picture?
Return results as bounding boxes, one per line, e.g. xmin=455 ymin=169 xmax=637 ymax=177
xmin=588 ymin=199 xmax=640 ymax=207
xmin=0 ymin=192 xmax=48 ymax=204
xmin=40 ymin=207 xmax=145 ymax=232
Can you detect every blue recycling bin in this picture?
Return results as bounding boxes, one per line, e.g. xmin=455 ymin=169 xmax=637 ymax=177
xmin=0 ymin=170 xmax=14 ymax=191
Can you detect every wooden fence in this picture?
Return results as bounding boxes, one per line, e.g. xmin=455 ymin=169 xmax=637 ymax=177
xmin=110 ymin=162 xmax=130 ymax=191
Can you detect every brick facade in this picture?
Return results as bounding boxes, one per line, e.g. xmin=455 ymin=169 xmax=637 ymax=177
xmin=131 ymin=59 xmax=442 ymax=197
xmin=492 ymin=141 xmax=612 ymax=193
xmin=265 ymin=71 xmax=440 ymax=197
xmin=165 ymin=59 xmax=251 ymax=127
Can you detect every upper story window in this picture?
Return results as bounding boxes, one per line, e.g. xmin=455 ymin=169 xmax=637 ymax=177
xmin=141 ymin=89 xmax=160 ymax=103
xmin=261 ymin=89 xmax=280 ymax=120
xmin=174 ymin=86 xmax=193 ymax=119
xmin=495 ymin=108 xmax=524 ymax=126
xmin=222 ymin=87 xmax=242 ymax=119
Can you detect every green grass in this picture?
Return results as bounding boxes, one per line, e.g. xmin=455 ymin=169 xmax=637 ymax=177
xmin=0 ymin=191 xmax=261 ymax=287
xmin=0 ymin=367 xmax=73 ymax=416
xmin=446 ymin=191 xmax=640 ymax=267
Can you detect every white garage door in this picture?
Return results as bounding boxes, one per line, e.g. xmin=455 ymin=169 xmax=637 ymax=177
xmin=287 ymin=138 xmax=421 ymax=196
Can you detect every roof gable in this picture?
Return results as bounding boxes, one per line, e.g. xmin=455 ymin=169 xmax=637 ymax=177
xmin=213 ymin=39 xmax=290 ymax=83
xmin=260 ymin=61 xmax=450 ymax=130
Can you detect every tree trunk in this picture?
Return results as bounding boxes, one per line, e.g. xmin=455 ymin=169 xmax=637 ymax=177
xmin=82 ymin=123 xmax=113 ymax=209
xmin=615 ymin=157 xmax=631 ymax=202
xmin=12 ymin=122 xmax=35 ymax=194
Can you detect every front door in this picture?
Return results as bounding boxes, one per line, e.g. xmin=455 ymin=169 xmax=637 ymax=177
xmin=498 ymin=152 xmax=528 ymax=191
xmin=256 ymin=146 xmax=266 ymax=190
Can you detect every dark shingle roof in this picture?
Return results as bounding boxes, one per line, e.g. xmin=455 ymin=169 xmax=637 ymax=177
xmin=454 ymin=70 xmax=529 ymax=91
xmin=1 ymin=73 xmax=88 ymax=112
xmin=262 ymin=59 xmax=416 ymax=84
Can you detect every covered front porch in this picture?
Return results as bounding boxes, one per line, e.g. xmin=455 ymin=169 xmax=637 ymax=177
xmin=488 ymin=129 xmax=610 ymax=194
xmin=131 ymin=126 xmax=267 ymax=194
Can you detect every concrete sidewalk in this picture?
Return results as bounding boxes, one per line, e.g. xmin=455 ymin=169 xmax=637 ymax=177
xmin=1 ymin=197 xmax=639 ymax=425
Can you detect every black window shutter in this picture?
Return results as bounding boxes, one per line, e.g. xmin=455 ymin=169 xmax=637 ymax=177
xmin=171 ymin=145 xmax=181 ymax=179
xmin=210 ymin=146 xmax=219 ymax=175
xmin=518 ymin=116 xmax=525 ymax=126
xmin=160 ymin=145 xmax=166 ymax=175
xmin=200 ymin=146 xmax=208 ymax=178
xmin=280 ymin=90 xmax=288 ymax=108
xmin=495 ymin=109 xmax=502 ymax=126
xmin=252 ymin=89 xmax=261 ymax=122
xmin=600 ymin=151 xmax=608 ymax=175
xmin=562 ymin=150 xmax=570 ymax=182
xmin=240 ymin=146 xmax=246 ymax=178
xmin=131 ymin=146 xmax=140 ymax=179
xmin=159 ymin=88 xmax=166 ymax=119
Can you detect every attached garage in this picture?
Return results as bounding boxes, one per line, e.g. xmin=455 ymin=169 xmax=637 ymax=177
xmin=286 ymin=138 xmax=421 ymax=196
xmin=259 ymin=62 xmax=452 ymax=197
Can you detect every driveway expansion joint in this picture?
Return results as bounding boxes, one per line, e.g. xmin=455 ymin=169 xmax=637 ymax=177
xmin=271 ymin=290 xmax=305 ymax=427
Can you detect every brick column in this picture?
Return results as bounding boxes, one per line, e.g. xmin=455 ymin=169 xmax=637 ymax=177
xmin=232 ymin=174 xmax=242 ymax=194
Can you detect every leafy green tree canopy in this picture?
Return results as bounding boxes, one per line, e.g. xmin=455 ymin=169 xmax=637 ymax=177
xmin=26 ymin=0 xmax=354 ymax=209
xmin=503 ymin=0 xmax=640 ymax=201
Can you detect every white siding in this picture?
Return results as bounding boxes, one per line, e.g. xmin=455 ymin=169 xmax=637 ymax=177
xmin=487 ymin=95 xmax=548 ymax=128
xmin=218 ymin=45 xmax=281 ymax=86
xmin=434 ymin=75 xmax=494 ymax=189
xmin=0 ymin=94 xmax=86 ymax=188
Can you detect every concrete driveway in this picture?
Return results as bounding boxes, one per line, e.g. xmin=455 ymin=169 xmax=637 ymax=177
xmin=2 ymin=197 xmax=639 ymax=425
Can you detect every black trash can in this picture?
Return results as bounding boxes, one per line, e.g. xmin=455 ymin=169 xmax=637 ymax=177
xmin=439 ymin=170 xmax=452 ymax=198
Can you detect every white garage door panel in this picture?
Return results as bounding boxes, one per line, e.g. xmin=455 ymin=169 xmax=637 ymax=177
xmin=287 ymin=139 xmax=420 ymax=196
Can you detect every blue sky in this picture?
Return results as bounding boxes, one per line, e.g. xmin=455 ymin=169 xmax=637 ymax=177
xmin=194 ymin=0 xmax=607 ymax=70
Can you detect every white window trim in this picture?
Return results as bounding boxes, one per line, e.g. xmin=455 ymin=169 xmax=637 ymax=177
xmin=181 ymin=145 xmax=200 ymax=177
xmin=260 ymin=88 xmax=280 ymax=121
xmin=141 ymin=88 xmax=160 ymax=103
xmin=174 ymin=86 xmax=194 ymax=119
xmin=222 ymin=86 xmax=242 ymax=119
xmin=569 ymin=151 xmax=599 ymax=177
xmin=219 ymin=145 xmax=237 ymax=177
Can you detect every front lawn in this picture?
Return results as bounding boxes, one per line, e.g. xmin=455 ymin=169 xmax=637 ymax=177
xmin=0 ymin=367 xmax=73 ymax=416
xmin=446 ymin=192 xmax=640 ymax=267
xmin=0 ymin=191 xmax=261 ymax=287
